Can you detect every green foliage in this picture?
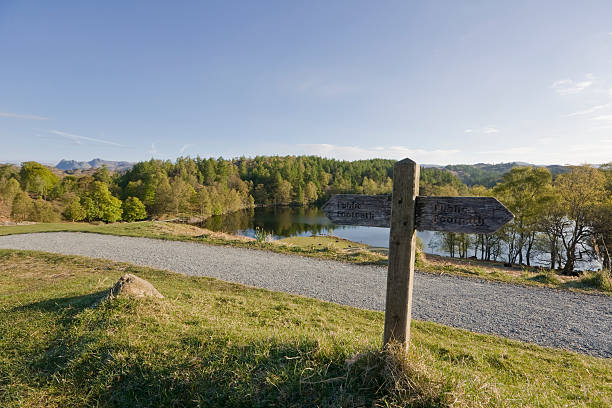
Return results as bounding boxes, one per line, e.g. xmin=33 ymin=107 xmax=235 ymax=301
xmin=529 ymin=270 xmax=561 ymax=285
xmin=420 ymin=168 xmax=466 ymax=196
xmin=80 ymin=181 xmax=123 ymax=223
xmin=63 ymin=198 xmax=86 ymax=222
xmin=254 ymin=226 xmax=271 ymax=242
xmin=92 ymin=165 xmax=111 ymax=184
xmin=18 ymin=161 xmax=59 ymax=198
xmin=554 ymin=166 xmax=607 ymax=274
xmin=10 ymin=191 xmax=33 ymax=221
xmin=445 ymin=162 xmax=570 ymax=187
xmin=595 ymin=269 xmax=612 ymax=291
xmin=122 ymin=197 xmax=147 ymax=222
xmin=0 ymin=178 xmax=21 ymax=205
xmin=30 ymin=199 xmax=60 ymax=223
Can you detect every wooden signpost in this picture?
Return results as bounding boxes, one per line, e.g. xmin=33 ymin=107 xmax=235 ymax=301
xmin=322 ymin=158 xmax=514 ymax=349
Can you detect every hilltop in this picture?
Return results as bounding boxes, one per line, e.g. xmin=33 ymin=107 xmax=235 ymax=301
xmin=442 ymin=162 xmax=572 ymax=187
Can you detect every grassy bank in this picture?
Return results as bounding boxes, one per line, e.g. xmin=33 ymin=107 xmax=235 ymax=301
xmin=1 ymin=221 xmax=610 ymax=295
xmin=0 ymin=250 xmax=610 ymax=407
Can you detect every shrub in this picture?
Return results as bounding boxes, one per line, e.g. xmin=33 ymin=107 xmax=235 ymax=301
xmin=254 ymin=226 xmax=271 ymax=242
xmin=31 ymin=199 xmax=60 ymax=222
xmin=530 ymin=270 xmax=561 ymax=285
xmin=63 ymin=198 xmax=86 ymax=222
xmin=122 ymin=197 xmax=147 ymax=222
xmin=594 ymin=270 xmax=611 ymax=291
xmin=11 ymin=191 xmax=33 ymax=221
xmin=80 ymin=181 xmax=123 ymax=223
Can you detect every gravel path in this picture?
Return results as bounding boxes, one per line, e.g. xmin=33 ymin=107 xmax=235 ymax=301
xmin=1 ymin=232 xmax=610 ymax=358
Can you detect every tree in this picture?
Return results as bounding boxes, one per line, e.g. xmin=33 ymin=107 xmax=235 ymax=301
xmin=493 ymin=167 xmax=553 ymax=265
xmin=0 ymin=178 xmax=21 ymax=206
xmin=170 ymin=177 xmax=196 ymax=215
xmin=151 ymin=175 xmax=173 ymax=216
xmin=273 ymin=174 xmax=292 ymax=205
xmin=586 ymin=197 xmax=612 ymax=270
xmin=122 ymin=197 xmax=147 ymax=222
xmin=31 ymin=199 xmax=60 ymax=222
xmin=92 ymin=165 xmax=112 ymax=184
xmin=80 ymin=181 xmax=123 ymax=223
xmin=304 ymin=181 xmax=318 ymax=204
xmin=193 ymin=188 xmax=212 ymax=218
xmin=19 ymin=162 xmax=59 ymax=199
xmin=11 ymin=191 xmax=33 ymax=221
xmin=63 ymin=198 xmax=86 ymax=222
xmin=554 ymin=166 xmax=607 ymax=274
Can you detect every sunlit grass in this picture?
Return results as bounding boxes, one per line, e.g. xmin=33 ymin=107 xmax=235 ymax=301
xmin=0 ymin=249 xmax=610 ymax=407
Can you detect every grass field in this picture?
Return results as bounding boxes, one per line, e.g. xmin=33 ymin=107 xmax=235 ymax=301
xmin=0 ymin=249 xmax=610 ymax=407
xmin=1 ymin=221 xmax=610 ymax=295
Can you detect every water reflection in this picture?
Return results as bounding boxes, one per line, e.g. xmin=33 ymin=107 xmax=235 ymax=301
xmin=199 ymin=206 xmax=401 ymax=248
xmin=199 ymin=206 xmax=598 ymax=270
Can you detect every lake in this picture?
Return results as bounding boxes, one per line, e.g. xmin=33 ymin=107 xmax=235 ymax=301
xmin=198 ymin=205 xmax=600 ymax=271
xmin=199 ymin=205 xmax=439 ymax=250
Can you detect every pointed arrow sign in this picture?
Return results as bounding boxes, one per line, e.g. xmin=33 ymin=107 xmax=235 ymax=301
xmin=322 ymin=194 xmax=513 ymax=234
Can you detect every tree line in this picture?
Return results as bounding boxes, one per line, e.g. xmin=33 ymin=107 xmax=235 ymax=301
xmin=430 ymin=165 xmax=612 ymax=275
xmin=1 ymin=156 xmax=611 ymax=274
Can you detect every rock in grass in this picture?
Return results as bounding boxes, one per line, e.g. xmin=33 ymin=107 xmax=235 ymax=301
xmin=109 ymin=274 xmax=163 ymax=298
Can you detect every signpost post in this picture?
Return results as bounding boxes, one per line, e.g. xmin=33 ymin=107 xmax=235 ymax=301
xmin=322 ymin=158 xmax=514 ymax=350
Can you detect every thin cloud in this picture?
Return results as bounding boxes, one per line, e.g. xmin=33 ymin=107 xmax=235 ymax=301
xmin=483 ymin=127 xmax=500 ymax=134
xmin=551 ymin=74 xmax=594 ymax=95
xmin=48 ymin=130 xmax=126 ymax=147
xmin=567 ymin=103 xmax=611 ymax=116
xmin=148 ymin=143 xmax=158 ymax=156
xmin=591 ymin=115 xmax=612 ymax=122
xmin=464 ymin=129 xmax=473 ymax=133
xmin=178 ymin=144 xmax=193 ymax=155
xmin=0 ymin=112 xmax=48 ymax=120
xmin=295 ymin=143 xmax=461 ymax=163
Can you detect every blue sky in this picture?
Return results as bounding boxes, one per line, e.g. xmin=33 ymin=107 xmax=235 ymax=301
xmin=1 ymin=1 xmax=612 ymax=165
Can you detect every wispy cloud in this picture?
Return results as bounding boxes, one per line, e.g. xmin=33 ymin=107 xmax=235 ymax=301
xmin=567 ymin=103 xmax=611 ymax=116
xmin=464 ymin=129 xmax=473 ymax=133
xmin=0 ymin=112 xmax=48 ymax=120
xmin=148 ymin=143 xmax=158 ymax=156
xmin=178 ymin=144 xmax=193 ymax=155
xmin=47 ymin=130 xmax=126 ymax=147
xmin=483 ymin=127 xmax=500 ymax=134
xmin=551 ymin=74 xmax=594 ymax=95
xmin=295 ymin=143 xmax=461 ymax=163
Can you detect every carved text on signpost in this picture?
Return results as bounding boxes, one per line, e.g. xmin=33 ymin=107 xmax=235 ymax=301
xmin=323 ymin=195 xmax=513 ymax=234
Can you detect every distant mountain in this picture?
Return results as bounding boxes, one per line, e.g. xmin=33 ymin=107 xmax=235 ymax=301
xmin=56 ymin=158 xmax=134 ymax=172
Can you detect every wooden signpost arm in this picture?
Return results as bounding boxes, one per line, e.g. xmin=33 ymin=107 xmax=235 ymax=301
xmin=383 ymin=158 xmax=419 ymax=349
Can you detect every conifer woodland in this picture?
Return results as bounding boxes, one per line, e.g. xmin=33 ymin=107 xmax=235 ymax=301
xmin=1 ymin=156 xmax=611 ymax=275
